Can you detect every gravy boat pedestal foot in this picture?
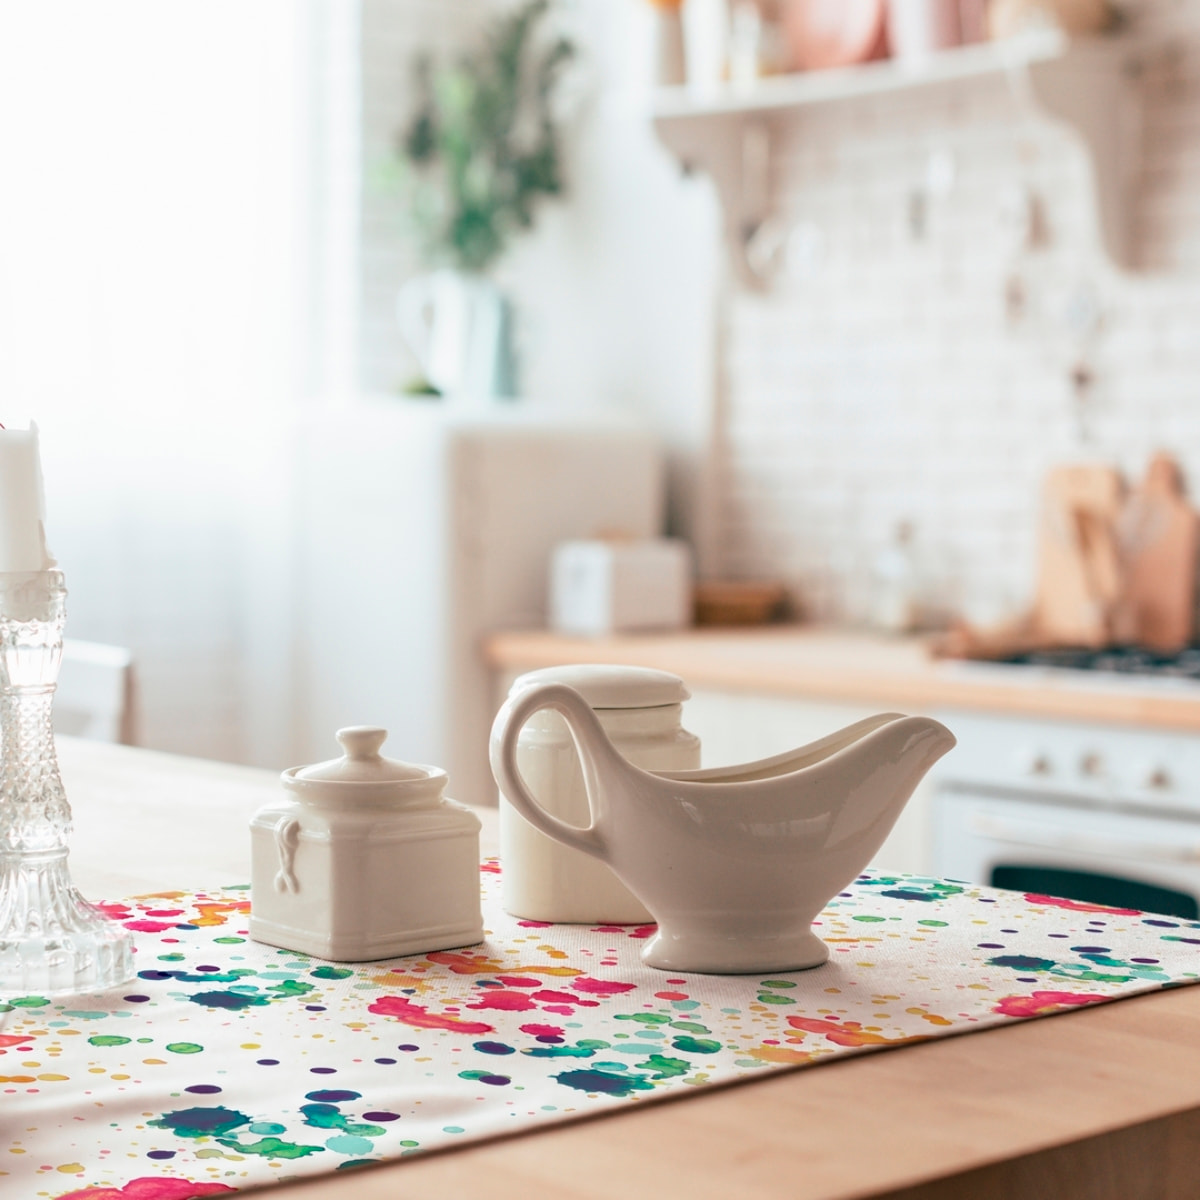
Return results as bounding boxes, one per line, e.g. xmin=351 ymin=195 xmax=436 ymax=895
xmin=643 ymin=924 xmax=830 ymax=975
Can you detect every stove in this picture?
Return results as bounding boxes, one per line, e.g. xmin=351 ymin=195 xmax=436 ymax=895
xmin=995 ymin=646 xmax=1200 ymax=680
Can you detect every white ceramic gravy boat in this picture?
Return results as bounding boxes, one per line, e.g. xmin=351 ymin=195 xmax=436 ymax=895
xmin=490 ymin=682 xmax=956 ymax=974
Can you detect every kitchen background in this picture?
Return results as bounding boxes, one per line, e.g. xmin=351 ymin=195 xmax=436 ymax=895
xmin=2 ymin=0 xmax=1200 ymax=773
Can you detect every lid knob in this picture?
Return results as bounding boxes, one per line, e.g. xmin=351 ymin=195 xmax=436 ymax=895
xmin=337 ymin=726 xmax=388 ymax=761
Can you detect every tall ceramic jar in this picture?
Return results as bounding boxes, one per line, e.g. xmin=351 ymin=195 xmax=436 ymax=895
xmin=493 ymin=665 xmax=700 ymax=923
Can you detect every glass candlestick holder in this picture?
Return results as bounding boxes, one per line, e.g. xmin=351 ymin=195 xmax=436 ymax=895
xmin=0 ymin=570 xmax=134 ymax=997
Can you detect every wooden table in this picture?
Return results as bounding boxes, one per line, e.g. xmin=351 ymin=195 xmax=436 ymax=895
xmin=57 ymin=737 xmax=1200 ymax=1200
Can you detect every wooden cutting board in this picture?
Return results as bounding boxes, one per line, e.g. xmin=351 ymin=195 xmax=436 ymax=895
xmin=1032 ymin=463 xmax=1125 ymax=648
xmin=1112 ymin=453 xmax=1199 ymax=652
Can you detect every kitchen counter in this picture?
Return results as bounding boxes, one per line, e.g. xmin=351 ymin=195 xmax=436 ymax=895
xmin=52 ymin=737 xmax=1200 ymax=1199
xmin=484 ymin=626 xmax=1200 ymax=732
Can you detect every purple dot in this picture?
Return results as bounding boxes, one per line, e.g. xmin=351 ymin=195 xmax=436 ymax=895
xmin=310 ymin=1066 xmax=337 ymax=1074
xmin=1071 ymin=946 xmax=1110 ymax=954
xmin=138 ymin=970 xmax=174 ymax=980
xmin=363 ymin=1110 xmax=400 ymax=1121
xmin=398 ymin=1044 xmax=419 ymax=1052
xmin=185 ymin=1084 xmax=222 ymax=1094
xmin=196 ymin=965 xmax=221 ymax=973
xmin=1145 ymin=919 xmax=1179 ymax=928
xmin=478 ymin=1073 xmax=510 ymax=1086
xmin=123 ymin=994 xmax=151 ymax=1003
xmin=374 ymin=1057 xmax=397 ymax=1065
xmin=256 ymin=1059 xmax=280 ymax=1066
xmin=474 ymin=1040 xmax=516 ymax=1055
xmin=1016 ymin=976 xmax=1039 ymax=982
xmin=1001 ymin=929 xmax=1019 ymax=934
xmin=977 ymin=943 xmax=1006 ymax=949
xmin=147 ymin=1150 xmax=175 ymax=1160
xmin=305 ymin=1005 xmax=327 ymax=1012
xmin=978 ymin=898 xmax=997 ymax=903
xmin=1131 ymin=958 xmax=1160 ymax=964
xmin=174 ymin=923 xmax=199 ymax=930
xmin=1175 ymin=937 xmax=1200 ymax=945
xmin=1047 ymin=933 xmax=1069 ymax=938
xmin=306 ymin=1089 xmax=361 ymax=1103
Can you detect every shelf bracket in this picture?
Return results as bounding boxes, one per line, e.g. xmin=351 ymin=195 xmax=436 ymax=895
xmin=654 ymin=112 xmax=774 ymax=290
xmin=1018 ymin=47 xmax=1142 ymax=271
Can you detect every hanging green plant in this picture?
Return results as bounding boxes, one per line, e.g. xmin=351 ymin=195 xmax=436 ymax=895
xmin=400 ymin=0 xmax=576 ymax=275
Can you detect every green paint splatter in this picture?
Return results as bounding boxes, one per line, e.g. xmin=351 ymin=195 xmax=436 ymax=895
xmin=217 ymin=1135 xmax=324 ymax=1159
xmin=760 ymin=980 xmax=797 ymax=989
xmin=248 ymin=1121 xmax=287 ymax=1135
xmin=636 ymin=1053 xmax=690 ymax=1079
xmin=614 ymin=1012 xmax=671 ymax=1025
xmin=213 ymin=936 xmax=246 ymax=944
xmin=852 ymin=914 xmax=886 ymax=923
xmin=918 ymin=920 xmax=949 ymax=927
xmin=269 ymin=978 xmax=316 ymax=998
xmin=310 ymin=966 xmax=354 ymax=980
xmin=88 ymin=1035 xmax=132 ymax=1047
xmin=671 ymin=1035 xmax=721 ymax=1055
xmin=299 ymin=1104 xmax=385 ymax=1138
xmin=165 ymin=1042 xmax=204 ymax=1055
xmin=10 ymin=996 xmax=50 ymax=1008
xmin=669 ymin=1020 xmax=712 ymax=1034
xmin=158 ymin=953 xmax=186 ymax=961
xmin=755 ymin=993 xmax=796 ymax=1006
xmin=326 ymin=1134 xmax=375 ymax=1155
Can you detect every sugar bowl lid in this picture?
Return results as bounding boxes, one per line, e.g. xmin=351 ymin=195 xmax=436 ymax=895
xmin=283 ymin=726 xmax=444 ymax=804
xmin=508 ymin=664 xmax=690 ymax=710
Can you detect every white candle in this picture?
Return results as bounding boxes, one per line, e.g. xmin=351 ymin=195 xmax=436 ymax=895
xmin=0 ymin=422 xmax=56 ymax=573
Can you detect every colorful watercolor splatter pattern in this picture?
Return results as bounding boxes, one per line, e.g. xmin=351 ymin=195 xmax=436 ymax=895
xmin=1 ymin=866 xmax=1198 ymax=1198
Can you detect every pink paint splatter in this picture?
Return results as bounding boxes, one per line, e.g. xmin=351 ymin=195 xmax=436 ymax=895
xmin=466 ymin=990 xmax=537 ymax=1013
xmin=570 ymin=977 xmax=637 ymax=996
xmin=54 ymin=1179 xmax=236 ymax=1199
xmin=368 ymin=995 xmax=495 ymax=1034
xmin=534 ymin=989 xmax=599 ymax=1007
xmin=993 ymin=991 xmax=1109 ymax=1018
xmin=122 ymin=920 xmax=176 ymax=933
xmin=519 ymin=1023 xmax=564 ymax=1039
xmin=496 ymin=976 xmax=541 ymax=988
xmin=0 ymin=1034 xmax=34 ymax=1049
xmin=517 ymin=919 xmax=553 ymax=928
xmin=1025 ymin=893 xmax=1141 ymax=916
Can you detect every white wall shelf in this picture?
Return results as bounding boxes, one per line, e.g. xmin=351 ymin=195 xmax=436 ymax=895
xmin=652 ymin=30 xmax=1146 ymax=286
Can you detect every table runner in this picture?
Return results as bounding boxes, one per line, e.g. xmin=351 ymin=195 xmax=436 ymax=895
xmin=3 ymin=864 xmax=1198 ymax=1199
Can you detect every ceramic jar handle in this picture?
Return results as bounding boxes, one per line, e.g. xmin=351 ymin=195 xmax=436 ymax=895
xmin=489 ymin=682 xmax=616 ymax=862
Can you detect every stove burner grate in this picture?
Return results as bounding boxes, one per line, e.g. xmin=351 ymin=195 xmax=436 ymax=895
xmin=998 ymin=646 xmax=1200 ymax=679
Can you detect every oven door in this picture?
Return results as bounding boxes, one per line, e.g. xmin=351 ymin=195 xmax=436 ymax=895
xmin=933 ymin=787 xmax=1200 ymax=919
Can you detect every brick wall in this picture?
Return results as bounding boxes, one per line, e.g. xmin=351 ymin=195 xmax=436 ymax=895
xmin=715 ymin=0 xmax=1200 ymax=626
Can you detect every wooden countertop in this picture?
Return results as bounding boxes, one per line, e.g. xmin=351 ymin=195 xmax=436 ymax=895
xmin=485 ymin=627 xmax=1200 ymax=732
xmin=56 ymin=738 xmax=1200 ymax=1199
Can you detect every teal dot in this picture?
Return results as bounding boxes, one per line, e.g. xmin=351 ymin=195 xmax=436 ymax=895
xmin=442 ymin=1126 xmax=465 ymax=1135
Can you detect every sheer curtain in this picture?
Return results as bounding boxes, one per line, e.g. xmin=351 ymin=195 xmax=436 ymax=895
xmin=0 ymin=1 xmax=351 ymax=765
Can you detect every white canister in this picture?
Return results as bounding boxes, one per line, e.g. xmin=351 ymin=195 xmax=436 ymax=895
xmin=250 ymin=726 xmax=483 ymax=961
xmin=493 ymin=664 xmax=700 ymax=923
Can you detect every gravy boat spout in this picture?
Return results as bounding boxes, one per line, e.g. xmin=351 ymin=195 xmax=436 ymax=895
xmin=490 ymin=682 xmax=956 ymax=974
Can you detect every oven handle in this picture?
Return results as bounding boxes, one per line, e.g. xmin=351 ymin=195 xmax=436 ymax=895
xmin=968 ymin=812 xmax=1200 ymax=865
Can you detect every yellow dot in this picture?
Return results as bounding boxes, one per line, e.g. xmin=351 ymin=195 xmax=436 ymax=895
xmin=111 ymin=1074 xmax=131 ymax=1081
xmin=240 ymin=1043 xmax=260 ymax=1050
xmin=36 ymin=1074 xmax=69 ymax=1082
xmin=20 ymin=1062 xmax=40 ymax=1068
xmin=142 ymin=1059 xmax=166 ymax=1065
xmin=87 ymin=1068 xmax=105 ymax=1074
xmin=56 ymin=1163 xmax=85 ymax=1174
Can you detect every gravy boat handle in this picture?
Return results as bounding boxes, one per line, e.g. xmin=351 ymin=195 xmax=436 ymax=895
xmin=489 ymin=683 xmax=611 ymax=861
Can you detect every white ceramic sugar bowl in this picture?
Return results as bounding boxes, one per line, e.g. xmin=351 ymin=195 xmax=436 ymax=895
xmin=250 ymin=726 xmax=483 ymax=961
xmin=493 ymin=664 xmax=700 ymax=923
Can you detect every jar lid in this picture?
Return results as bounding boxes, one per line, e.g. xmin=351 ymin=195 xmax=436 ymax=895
xmin=508 ymin=664 xmax=690 ymax=709
xmin=292 ymin=727 xmax=431 ymax=784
